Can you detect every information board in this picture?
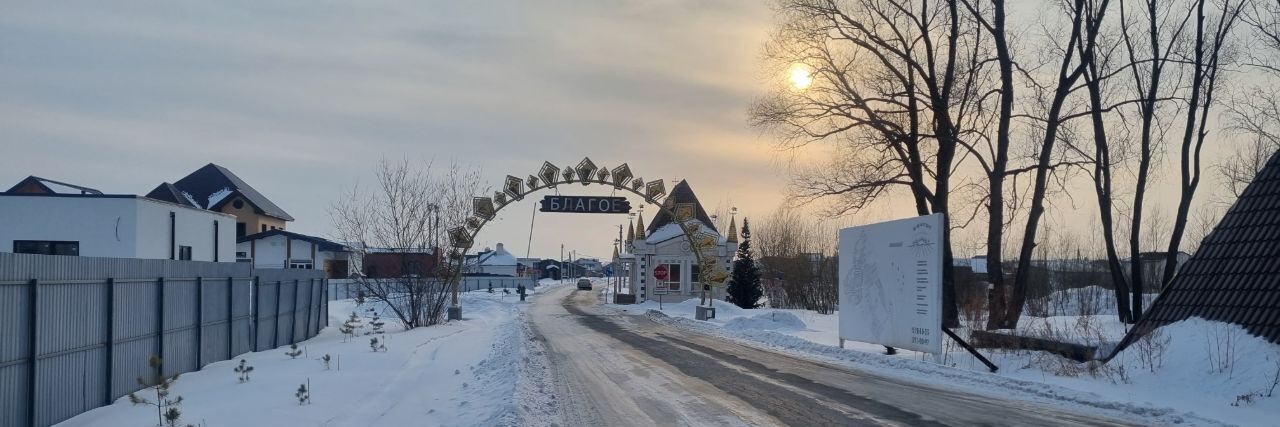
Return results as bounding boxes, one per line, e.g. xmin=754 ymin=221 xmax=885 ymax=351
xmin=837 ymin=213 xmax=944 ymax=354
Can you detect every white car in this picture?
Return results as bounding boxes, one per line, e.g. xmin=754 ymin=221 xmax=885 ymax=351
xmin=576 ymin=278 xmax=592 ymax=290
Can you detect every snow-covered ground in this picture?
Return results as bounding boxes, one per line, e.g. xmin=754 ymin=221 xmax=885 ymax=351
xmin=611 ymin=295 xmax=1280 ymax=426
xmin=59 ymin=280 xmax=570 ymax=427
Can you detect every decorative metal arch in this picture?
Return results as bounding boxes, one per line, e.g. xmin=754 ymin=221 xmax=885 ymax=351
xmin=443 ymin=157 xmax=725 ymax=320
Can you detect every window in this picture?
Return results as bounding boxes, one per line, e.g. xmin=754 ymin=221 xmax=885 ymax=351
xmin=178 ymin=246 xmax=193 ymax=261
xmin=232 ymin=199 xmax=244 ymax=209
xmin=13 ymin=240 xmax=79 ymax=256
xmin=236 ymin=222 xmax=246 ymax=238
xmin=261 ymin=224 xmax=268 ymax=232
xmin=289 ymin=261 xmax=313 ymax=269
xmin=661 ymin=263 xmax=681 ymax=291
xmin=236 ymin=251 xmax=249 ymax=258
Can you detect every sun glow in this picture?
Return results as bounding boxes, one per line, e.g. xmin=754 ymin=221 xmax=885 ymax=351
xmin=788 ymin=63 xmax=813 ymax=90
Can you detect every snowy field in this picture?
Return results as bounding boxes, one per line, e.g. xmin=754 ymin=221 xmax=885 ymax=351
xmin=58 ymin=280 xmax=570 ymax=427
xmin=611 ymin=294 xmax=1280 ymax=426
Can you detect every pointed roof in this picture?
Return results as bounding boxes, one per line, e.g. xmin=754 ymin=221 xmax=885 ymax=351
xmin=727 ymin=216 xmax=738 ymax=243
xmin=6 ymin=176 xmax=102 ymax=195
xmin=165 ymin=163 xmax=294 ymax=221
xmin=645 ymin=180 xmax=716 ymax=236
xmin=1114 ymin=150 xmax=1280 ymax=351
xmin=145 ymin=182 xmax=200 ymax=208
xmin=634 ymin=211 xmax=645 ymax=238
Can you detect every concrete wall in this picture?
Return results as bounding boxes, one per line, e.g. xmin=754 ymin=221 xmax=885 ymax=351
xmin=0 ymin=196 xmax=139 ymax=258
xmin=135 ymin=198 xmax=236 ymax=262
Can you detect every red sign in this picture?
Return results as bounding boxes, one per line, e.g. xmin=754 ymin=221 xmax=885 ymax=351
xmin=653 ymin=264 xmax=669 ymax=281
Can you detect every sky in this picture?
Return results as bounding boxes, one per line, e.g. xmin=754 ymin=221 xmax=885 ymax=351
xmin=0 ymin=0 xmax=790 ymax=260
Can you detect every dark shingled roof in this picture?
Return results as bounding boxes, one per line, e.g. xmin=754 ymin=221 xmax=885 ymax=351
xmin=1113 ymin=150 xmax=1280 ymax=354
xmin=645 ymin=179 xmax=717 ymax=236
xmin=144 ymin=182 xmax=199 ymax=208
xmin=5 ymin=176 xmax=103 ymax=195
xmin=167 ymin=163 xmax=294 ymax=221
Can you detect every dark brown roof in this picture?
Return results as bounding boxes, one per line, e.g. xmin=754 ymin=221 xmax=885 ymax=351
xmin=144 ymin=182 xmax=200 ymax=208
xmin=164 ymin=163 xmax=294 ymax=221
xmin=1114 ymin=150 xmax=1280 ymax=353
xmin=645 ymin=180 xmax=717 ymax=236
xmin=5 ymin=176 xmax=103 ymax=195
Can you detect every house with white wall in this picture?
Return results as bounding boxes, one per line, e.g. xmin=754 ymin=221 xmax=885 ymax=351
xmin=622 ymin=180 xmax=737 ymax=303
xmin=0 ymin=181 xmax=236 ymax=261
xmin=235 ymin=229 xmax=354 ymax=278
xmin=465 ymin=243 xmax=519 ymax=276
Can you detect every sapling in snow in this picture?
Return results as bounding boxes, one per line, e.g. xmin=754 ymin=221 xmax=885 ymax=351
xmin=285 ymin=343 xmax=303 ymax=359
xmin=296 ymin=382 xmax=311 ymax=405
xmin=339 ymin=312 xmax=361 ymax=341
xmin=369 ymin=313 xmax=385 ymax=335
xmin=128 ymin=356 xmax=187 ymax=427
xmin=370 ymin=337 xmax=387 ymax=352
xmin=321 ymin=354 xmax=331 ymax=370
xmin=233 ymin=359 xmax=254 ymax=383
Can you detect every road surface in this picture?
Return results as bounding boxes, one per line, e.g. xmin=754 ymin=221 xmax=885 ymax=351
xmin=526 ymin=284 xmax=1133 ymax=426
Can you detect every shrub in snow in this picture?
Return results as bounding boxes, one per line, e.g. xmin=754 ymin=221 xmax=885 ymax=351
xmin=370 ymin=337 xmax=387 ymax=352
xmin=285 ymin=344 xmax=303 ymax=359
xmin=233 ymin=359 xmax=254 ymax=383
xmin=369 ymin=313 xmax=385 ymax=335
xmin=321 ymin=354 xmax=331 ymax=370
xmin=340 ymin=312 xmax=361 ymax=341
xmin=128 ymin=356 xmax=187 ymax=427
xmin=296 ymin=382 xmax=310 ymax=405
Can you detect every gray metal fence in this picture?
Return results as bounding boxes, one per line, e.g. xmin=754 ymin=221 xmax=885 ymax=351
xmin=0 ymin=253 xmax=328 ymax=427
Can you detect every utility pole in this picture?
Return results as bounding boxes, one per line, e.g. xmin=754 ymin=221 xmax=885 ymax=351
xmin=560 ymin=244 xmax=564 ymax=284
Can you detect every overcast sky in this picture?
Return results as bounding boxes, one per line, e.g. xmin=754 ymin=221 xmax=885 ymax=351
xmin=1 ymin=0 xmax=793 ymax=260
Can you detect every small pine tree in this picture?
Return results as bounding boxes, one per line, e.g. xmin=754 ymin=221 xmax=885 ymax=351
xmin=295 ymin=383 xmax=310 ymax=405
xmin=370 ymin=337 xmax=387 ymax=352
xmin=340 ymin=312 xmax=361 ymax=341
xmin=369 ymin=313 xmax=385 ymax=335
xmin=726 ymin=218 xmax=764 ymax=309
xmin=285 ymin=343 xmax=303 ymax=359
xmin=321 ymin=354 xmax=331 ymax=370
xmin=233 ymin=359 xmax=254 ymax=383
xmin=354 ymin=289 xmax=366 ymax=305
xmin=128 ymin=356 xmax=186 ymax=427
xmin=488 ymin=283 xmax=494 ymax=293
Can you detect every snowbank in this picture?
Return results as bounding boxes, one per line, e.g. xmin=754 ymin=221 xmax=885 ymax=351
xmin=621 ymin=294 xmax=1277 ymax=426
xmin=58 ymin=290 xmax=545 ymax=427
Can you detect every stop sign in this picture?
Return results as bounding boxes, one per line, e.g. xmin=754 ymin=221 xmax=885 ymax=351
xmin=653 ymin=264 xmax=669 ymax=281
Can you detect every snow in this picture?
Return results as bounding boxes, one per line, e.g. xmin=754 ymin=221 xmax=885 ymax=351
xmin=611 ymin=296 xmax=1279 ymax=426
xmin=206 ymin=187 xmax=234 ymax=209
xmin=179 ymin=191 xmax=200 ymax=208
xmin=56 ymin=283 xmax=569 ymax=427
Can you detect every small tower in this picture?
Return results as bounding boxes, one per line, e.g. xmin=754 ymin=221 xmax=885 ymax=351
xmin=727 ymin=216 xmax=738 ymax=243
xmin=626 ymin=219 xmax=635 ymax=244
xmin=634 ymin=213 xmax=646 ymax=239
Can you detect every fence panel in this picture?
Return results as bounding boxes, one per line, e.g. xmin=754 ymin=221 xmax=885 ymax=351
xmin=0 ymin=253 xmax=326 ymax=427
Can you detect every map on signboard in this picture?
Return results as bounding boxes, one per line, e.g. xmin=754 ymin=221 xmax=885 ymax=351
xmin=837 ymin=213 xmax=943 ymax=354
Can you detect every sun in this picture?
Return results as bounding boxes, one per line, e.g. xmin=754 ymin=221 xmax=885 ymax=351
xmin=788 ymin=63 xmax=813 ymax=90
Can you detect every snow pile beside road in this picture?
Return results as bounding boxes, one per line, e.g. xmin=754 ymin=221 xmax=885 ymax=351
xmin=58 ymin=291 xmax=533 ymax=427
xmin=641 ymin=308 xmax=1228 ymax=426
xmin=723 ymin=312 xmax=806 ymax=332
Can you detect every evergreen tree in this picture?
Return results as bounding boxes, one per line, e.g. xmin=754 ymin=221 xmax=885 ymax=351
xmin=369 ymin=313 xmax=385 ymax=335
xmin=295 ymin=382 xmax=311 ymax=405
xmin=285 ymin=343 xmax=303 ymax=359
xmin=370 ymin=337 xmax=387 ymax=352
xmin=321 ymin=354 xmax=332 ymax=370
xmin=128 ymin=356 xmax=186 ymax=427
xmin=233 ymin=359 xmax=254 ymax=383
xmin=726 ymin=218 xmax=763 ymax=309
xmin=339 ymin=312 xmax=361 ymax=341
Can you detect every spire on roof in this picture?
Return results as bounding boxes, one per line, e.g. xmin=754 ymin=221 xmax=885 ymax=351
xmin=634 ymin=213 xmax=646 ymax=239
xmin=727 ymin=216 xmax=738 ymax=243
xmin=626 ymin=219 xmax=635 ymax=244
xmin=645 ymin=180 xmax=717 ymax=235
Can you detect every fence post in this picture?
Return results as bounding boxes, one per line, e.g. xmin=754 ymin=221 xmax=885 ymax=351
xmin=104 ymin=277 xmax=115 ymax=405
xmin=156 ymin=277 xmax=165 ymax=374
xmin=195 ymin=276 xmax=203 ymax=369
xmin=273 ymin=279 xmax=281 ymax=349
xmin=252 ymin=276 xmax=260 ymax=352
xmin=28 ymin=279 xmax=39 ymax=427
xmin=226 ymin=277 xmax=233 ymax=360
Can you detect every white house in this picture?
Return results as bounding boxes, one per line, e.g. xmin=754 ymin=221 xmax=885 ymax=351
xmin=622 ymin=180 xmax=737 ymax=303
xmin=235 ymin=229 xmax=354 ymax=278
xmin=466 ymin=243 xmax=519 ymax=276
xmin=0 ymin=187 xmax=236 ymax=262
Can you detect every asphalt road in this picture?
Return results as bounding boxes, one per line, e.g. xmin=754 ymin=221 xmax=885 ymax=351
xmin=526 ymin=284 xmax=1135 ymax=427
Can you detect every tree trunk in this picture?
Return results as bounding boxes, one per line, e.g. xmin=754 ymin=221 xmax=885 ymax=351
xmin=984 ymin=0 xmax=1013 ymax=331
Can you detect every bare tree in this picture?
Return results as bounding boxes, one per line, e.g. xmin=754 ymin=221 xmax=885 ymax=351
xmin=753 ymin=207 xmax=839 ymax=314
xmin=330 ymin=158 xmax=482 ymax=329
xmin=1162 ymin=0 xmax=1246 ymax=288
xmin=1221 ymin=1 xmax=1280 ymax=198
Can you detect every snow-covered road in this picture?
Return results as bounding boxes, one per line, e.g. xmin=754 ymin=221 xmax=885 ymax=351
xmin=528 ymin=284 xmax=1136 ymax=426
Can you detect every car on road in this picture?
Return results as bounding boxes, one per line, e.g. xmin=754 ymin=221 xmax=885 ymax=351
xmin=577 ymin=278 xmax=592 ymax=290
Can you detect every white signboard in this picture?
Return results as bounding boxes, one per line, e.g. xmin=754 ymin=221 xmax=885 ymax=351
xmin=838 ymin=213 xmax=943 ymax=354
